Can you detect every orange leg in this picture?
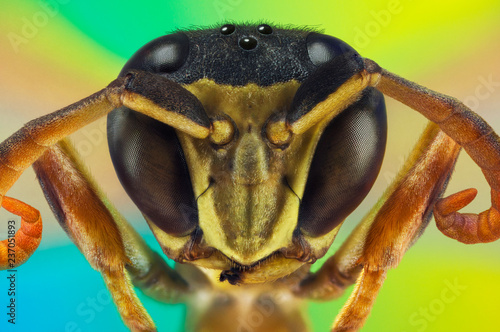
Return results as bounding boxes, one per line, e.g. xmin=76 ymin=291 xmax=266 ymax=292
xmin=337 ymin=125 xmax=459 ymax=330
xmin=434 ymin=188 xmax=500 ymax=243
xmin=0 ymin=196 xmax=42 ymax=269
xmin=331 ymin=268 xmax=386 ymax=332
xmin=296 ymin=124 xmax=460 ymax=331
xmin=365 ymin=58 xmax=500 ymax=243
xmin=102 ymin=268 xmax=156 ymax=332
xmin=32 ymin=138 xmax=198 ymax=330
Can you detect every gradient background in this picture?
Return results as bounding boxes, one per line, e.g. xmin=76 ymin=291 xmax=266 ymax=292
xmin=1 ymin=0 xmax=500 ymax=331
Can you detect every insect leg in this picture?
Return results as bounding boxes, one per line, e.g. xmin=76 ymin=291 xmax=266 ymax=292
xmin=335 ymin=125 xmax=459 ymax=331
xmin=332 ymin=268 xmax=386 ymax=332
xmin=297 ymin=123 xmax=459 ymax=331
xmin=366 ymin=59 xmax=500 ymax=243
xmin=33 ymin=138 xmax=196 ymax=330
xmin=33 ymin=139 xmax=154 ymax=330
xmin=0 ymin=197 xmax=42 ymax=269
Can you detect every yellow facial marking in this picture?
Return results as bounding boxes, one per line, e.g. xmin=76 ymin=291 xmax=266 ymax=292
xmin=145 ymin=78 xmax=352 ymax=281
xmin=290 ymin=73 xmax=367 ymax=135
xmin=122 ymin=91 xmax=210 ymax=139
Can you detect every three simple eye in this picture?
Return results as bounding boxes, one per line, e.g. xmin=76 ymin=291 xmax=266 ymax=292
xmin=220 ymin=24 xmax=273 ymax=51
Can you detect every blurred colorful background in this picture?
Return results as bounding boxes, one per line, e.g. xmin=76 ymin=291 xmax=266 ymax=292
xmin=1 ymin=0 xmax=500 ymax=331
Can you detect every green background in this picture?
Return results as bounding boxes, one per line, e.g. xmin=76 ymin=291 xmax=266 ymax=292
xmin=1 ymin=0 xmax=500 ymax=331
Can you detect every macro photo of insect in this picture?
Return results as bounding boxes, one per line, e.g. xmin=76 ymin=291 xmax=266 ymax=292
xmin=1 ymin=1 xmax=500 ymax=332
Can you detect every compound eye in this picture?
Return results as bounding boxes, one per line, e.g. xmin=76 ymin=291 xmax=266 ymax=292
xmin=306 ymin=33 xmax=358 ymax=66
xmin=107 ymin=110 xmax=199 ymax=237
xmin=121 ymin=33 xmax=190 ymax=75
xmin=221 ymin=24 xmax=236 ymax=35
xmin=298 ymin=89 xmax=387 ymax=237
xmin=257 ymin=24 xmax=273 ymax=35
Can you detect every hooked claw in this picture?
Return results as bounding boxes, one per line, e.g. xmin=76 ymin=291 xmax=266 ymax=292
xmin=0 ymin=196 xmax=42 ymax=269
xmin=435 ymin=188 xmax=500 ymax=243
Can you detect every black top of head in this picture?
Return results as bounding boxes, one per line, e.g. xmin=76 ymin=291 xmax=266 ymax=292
xmin=121 ymin=24 xmax=359 ymax=86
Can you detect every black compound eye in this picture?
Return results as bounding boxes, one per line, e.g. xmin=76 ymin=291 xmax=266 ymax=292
xmin=257 ymin=24 xmax=273 ymax=35
xmin=121 ymin=33 xmax=190 ymax=75
xmin=306 ymin=33 xmax=358 ymax=66
xmin=298 ymin=89 xmax=387 ymax=237
xmin=221 ymin=24 xmax=236 ymax=35
xmin=107 ymin=109 xmax=199 ymax=237
xmin=239 ymin=37 xmax=258 ymax=50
